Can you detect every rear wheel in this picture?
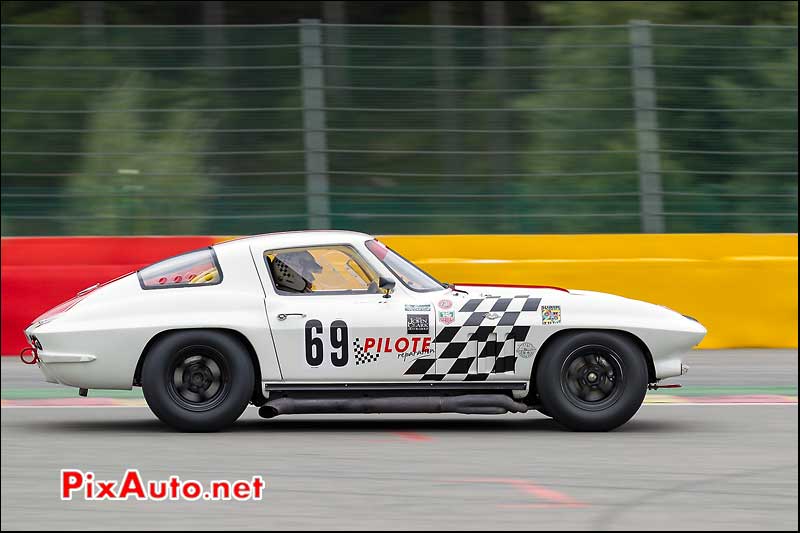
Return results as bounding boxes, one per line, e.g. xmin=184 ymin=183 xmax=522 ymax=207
xmin=535 ymin=331 xmax=647 ymax=431
xmin=142 ymin=330 xmax=254 ymax=432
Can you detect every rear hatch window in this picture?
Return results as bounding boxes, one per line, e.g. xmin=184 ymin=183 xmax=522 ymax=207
xmin=137 ymin=248 xmax=222 ymax=289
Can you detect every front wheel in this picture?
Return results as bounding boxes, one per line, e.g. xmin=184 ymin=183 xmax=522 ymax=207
xmin=142 ymin=330 xmax=254 ymax=432
xmin=535 ymin=331 xmax=648 ymax=431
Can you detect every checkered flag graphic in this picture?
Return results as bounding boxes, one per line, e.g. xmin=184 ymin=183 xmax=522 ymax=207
xmin=404 ymin=295 xmax=540 ymax=381
xmin=353 ymin=338 xmax=379 ymax=366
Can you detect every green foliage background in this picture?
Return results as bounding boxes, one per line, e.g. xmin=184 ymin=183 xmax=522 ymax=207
xmin=1 ymin=1 xmax=797 ymax=235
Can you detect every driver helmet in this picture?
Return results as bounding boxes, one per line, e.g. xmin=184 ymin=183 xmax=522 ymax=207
xmin=272 ymin=250 xmax=323 ymax=292
xmin=279 ymin=250 xmax=323 ymax=277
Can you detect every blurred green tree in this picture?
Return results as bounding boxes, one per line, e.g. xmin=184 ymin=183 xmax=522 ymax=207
xmin=66 ymin=76 xmax=213 ymax=235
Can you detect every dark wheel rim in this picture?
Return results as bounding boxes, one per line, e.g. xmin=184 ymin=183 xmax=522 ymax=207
xmin=560 ymin=344 xmax=625 ymax=411
xmin=167 ymin=345 xmax=231 ymax=412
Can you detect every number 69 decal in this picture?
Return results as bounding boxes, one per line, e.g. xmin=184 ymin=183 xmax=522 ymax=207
xmin=304 ymin=319 xmax=349 ymax=367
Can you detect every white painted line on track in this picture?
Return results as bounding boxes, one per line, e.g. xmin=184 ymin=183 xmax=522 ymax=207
xmin=641 ymin=402 xmax=797 ymax=406
xmin=1 ymin=405 xmax=149 ymax=408
xmin=1 ymin=402 xmax=797 ymax=409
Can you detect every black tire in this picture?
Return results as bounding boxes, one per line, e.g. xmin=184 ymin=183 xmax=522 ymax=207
xmin=535 ymin=331 xmax=647 ymax=431
xmin=142 ymin=330 xmax=254 ymax=432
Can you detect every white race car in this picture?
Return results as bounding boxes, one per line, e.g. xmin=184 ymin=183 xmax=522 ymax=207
xmin=24 ymin=231 xmax=705 ymax=432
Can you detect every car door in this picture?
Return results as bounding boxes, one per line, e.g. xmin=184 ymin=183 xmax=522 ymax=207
xmin=253 ymin=243 xmax=436 ymax=382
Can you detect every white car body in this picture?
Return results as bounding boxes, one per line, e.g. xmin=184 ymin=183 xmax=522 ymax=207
xmin=26 ymin=230 xmax=705 ymax=402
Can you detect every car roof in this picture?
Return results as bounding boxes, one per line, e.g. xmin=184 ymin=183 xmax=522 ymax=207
xmin=213 ymin=230 xmax=375 ymax=252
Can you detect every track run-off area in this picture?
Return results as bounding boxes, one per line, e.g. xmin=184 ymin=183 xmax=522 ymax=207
xmin=2 ymin=350 xmax=797 ymax=530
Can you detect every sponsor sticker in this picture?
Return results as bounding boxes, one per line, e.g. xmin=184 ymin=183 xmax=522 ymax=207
xmin=438 ymin=299 xmax=453 ymax=310
xmin=407 ymin=314 xmax=430 ymax=335
xmin=541 ymin=305 xmax=561 ymax=325
xmin=516 ymin=342 xmax=536 ymax=359
xmin=357 ymin=336 xmax=433 ymax=362
xmin=397 ymin=347 xmax=434 ymax=362
xmin=352 ymin=338 xmax=380 ymax=366
xmin=438 ymin=310 xmax=455 ymax=325
xmin=405 ymin=304 xmax=431 ymax=312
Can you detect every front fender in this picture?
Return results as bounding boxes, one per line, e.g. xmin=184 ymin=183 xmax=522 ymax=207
xmin=538 ymin=290 xmax=706 ymax=379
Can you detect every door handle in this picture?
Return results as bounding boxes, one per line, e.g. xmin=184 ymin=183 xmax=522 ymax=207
xmin=277 ymin=313 xmax=306 ymax=321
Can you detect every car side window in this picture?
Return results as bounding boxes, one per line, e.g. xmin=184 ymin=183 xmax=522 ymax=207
xmin=264 ymin=245 xmax=380 ymax=295
xmin=138 ymin=248 xmax=222 ymax=289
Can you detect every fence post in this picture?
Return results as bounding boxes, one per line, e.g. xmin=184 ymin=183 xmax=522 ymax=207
xmin=431 ymin=2 xmax=462 ymax=178
xmin=322 ymin=2 xmax=349 ymax=107
xmin=300 ymin=18 xmax=331 ymax=229
xmin=203 ymin=1 xmax=225 ymax=67
xmin=81 ymin=1 xmax=104 ymax=42
xmin=629 ymin=20 xmax=665 ymax=233
xmin=483 ymin=2 xmax=510 ymax=168
xmin=483 ymin=2 xmax=512 ymax=230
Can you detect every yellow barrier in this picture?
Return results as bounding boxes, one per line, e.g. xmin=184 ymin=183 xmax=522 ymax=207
xmin=378 ymin=234 xmax=798 ymax=349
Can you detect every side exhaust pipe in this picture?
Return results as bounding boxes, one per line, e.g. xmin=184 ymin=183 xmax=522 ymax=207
xmin=258 ymin=394 xmax=528 ymax=419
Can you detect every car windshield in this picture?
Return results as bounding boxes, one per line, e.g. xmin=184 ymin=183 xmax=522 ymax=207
xmin=365 ymin=239 xmax=444 ymax=292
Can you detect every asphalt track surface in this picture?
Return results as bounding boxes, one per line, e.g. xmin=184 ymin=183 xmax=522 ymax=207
xmin=2 ymin=350 xmax=798 ymax=530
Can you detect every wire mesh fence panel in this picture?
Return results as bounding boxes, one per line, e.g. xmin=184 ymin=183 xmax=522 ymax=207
xmin=1 ymin=22 xmax=797 ymax=235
